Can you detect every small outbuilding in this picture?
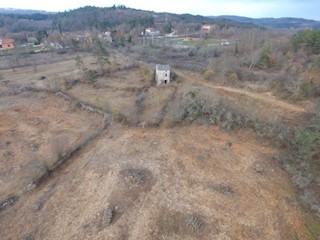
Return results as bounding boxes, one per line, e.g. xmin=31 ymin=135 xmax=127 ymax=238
xmin=156 ymin=65 xmax=170 ymax=85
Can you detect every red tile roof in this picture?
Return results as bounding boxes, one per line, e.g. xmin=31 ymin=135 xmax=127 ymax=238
xmin=2 ymin=39 xmax=14 ymax=44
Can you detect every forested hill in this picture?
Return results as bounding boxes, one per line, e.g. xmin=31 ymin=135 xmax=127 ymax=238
xmin=209 ymin=15 xmax=320 ymax=29
xmin=0 ymin=8 xmax=52 ymax=14
xmin=0 ymin=5 xmax=257 ymax=33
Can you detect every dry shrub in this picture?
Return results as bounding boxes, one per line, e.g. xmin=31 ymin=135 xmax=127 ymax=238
xmin=228 ymin=73 xmax=239 ymax=82
xmin=203 ymin=69 xmax=215 ymax=81
xmin=50 ymin=135 xmax=70 ymax=167
xmin=45 ymin=79 xmax=64 ymax=92
xmin=140 ymin=63 xmax=154 ymax=83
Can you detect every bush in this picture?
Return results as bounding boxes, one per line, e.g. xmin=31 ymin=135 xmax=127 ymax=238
xmin=57 ymin=49 xmax=68 ymax=54
xmin=203 ymin=69 xmax=215 ymax=81
xmin=313 ymin=56 xmax=320 ymax=72
xmin=257 ymin=46 xmax=272 ymax=69
xmin=171 ymin=70 xmax=178 ymax=81
xmin=290 ymin=114 xmax=320 ymax=216
xmin=299 ymin=80 xmax=311 ymax=97
xmin=288 ymin=78 xmax=312 ymax=99
xmin=228 ymin=73 xmax=239 ymax=82
xmin=140 ymin=64 xmax=154 ymax=84
xmin=84 ymin=69 xmax=98 ymax=84
xmin=295 ymin=115 xmax=320 ymax=161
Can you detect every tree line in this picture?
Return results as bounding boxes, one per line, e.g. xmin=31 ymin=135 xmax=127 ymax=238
xmin=291 ymin=29 xmax=320 ymax=54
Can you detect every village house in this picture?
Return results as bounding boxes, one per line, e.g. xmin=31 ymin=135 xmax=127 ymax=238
xmin=201 ymin=24 xmax=212 ymax=33
xmin=72 ymin=31 xmax=94 ymax=43
xmin=145 ymin=28 xmax=160 ymax=37
xmin=221 ymin=39 xmax=230 ymax=46
xmin=0 ymin=38 xmax=15 ymax=49
xmin=201 ymin=24 xmax=216 ymax=34
xmin=98 ymin=32 xmax=112 ymax=43
xmin=156 ymin=65 xmax=170 ymax=85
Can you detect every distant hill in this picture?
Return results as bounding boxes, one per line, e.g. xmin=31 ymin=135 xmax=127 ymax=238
xmin=209 ymin=15 xmax=320 ymax=29
xmin=0 ymin=6 xmax=258 ymax=33
xmin=0 ymin=8 xmax=54 ymax=14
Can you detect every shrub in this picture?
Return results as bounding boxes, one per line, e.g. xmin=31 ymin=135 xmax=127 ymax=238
xmin=140 ymin=64 xmax=154 ymax=84
xmin=203 ymin=69 xmax=215 ymax=81
xmin=299 ymin=80 xmax=311 ymax=97
xmin=257 ymin=46 xmax=272 ymax=69
xmin=57 ymin=49 xmax=67 ymax=54
xmin=75 ymin=55 xmax=98 ymax=84
xmin=313 ymin=56 xmax=320 ymax=72
xmin=171 ymin=70 xmax=178 ymax=81
xmin=295 ymin=115 xmax=320 ymax=161
xmin=289 ymin=78 xmax=311 ymax=99
xmin=228 ymin=73 xmax=239 ymax=82
xmin=84 ymin=69 xmax=98 ymax=84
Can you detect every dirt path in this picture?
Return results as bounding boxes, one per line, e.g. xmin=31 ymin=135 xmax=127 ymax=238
xmin=176 ymin=69 xmax=305 ymax=114
xmin=174 ymin=69 xmax=308 ymax=126
xmin=203 ymin=84 xmax=305 ymax=113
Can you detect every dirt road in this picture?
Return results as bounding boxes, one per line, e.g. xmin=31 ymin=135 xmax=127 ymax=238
xmin=203 ymin=84 xmax=306 ymax=113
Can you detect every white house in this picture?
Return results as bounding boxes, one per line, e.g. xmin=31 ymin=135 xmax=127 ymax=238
xmin=156 ymin=65 xmax=170 ymax=84
xmin=98 ymin=32 xmax=113 ymax=43
xmin=221 ymin=39 xmax=230 ymax=46
xmin=145 ymin=28 xmax=160 ymax=37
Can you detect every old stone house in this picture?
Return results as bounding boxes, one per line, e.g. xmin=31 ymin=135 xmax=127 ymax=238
xmin=156 ymin=65 xmax=170 ymax=84
xmin=0 ymin=39 xmax=15 ymax=49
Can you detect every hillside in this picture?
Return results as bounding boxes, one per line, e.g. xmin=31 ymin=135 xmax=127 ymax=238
xmin=0 ymin=5 xmax=320 ymax=240
xmin=0 ymin=5 xmax=257 ymax=34
xmin=209 ymin=15 xmax=320 ymax=29
xmin=0 ymin=8 xmax=53 ymax=14
xmin=0 ymin=52 xmax=318 ymax=239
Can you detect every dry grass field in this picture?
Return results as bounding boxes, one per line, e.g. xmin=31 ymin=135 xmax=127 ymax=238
xmin=0 ymin=52 xmax=319 ymax=240
xmin=0 ymin=92 xmax=103 ymax=202
xmin=0 ymin=125 xmax=311 ymax=240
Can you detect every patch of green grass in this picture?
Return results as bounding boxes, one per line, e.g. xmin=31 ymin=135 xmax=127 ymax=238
xmin=307 ymin=217 xmax=320 ymax=240
xmin=202 ymin=39 xmax=221 ymax=45
xmin=154 ymin=37 xmax=221 ymax=47
xmin=0 ymin=46 xmax=45 ymax=56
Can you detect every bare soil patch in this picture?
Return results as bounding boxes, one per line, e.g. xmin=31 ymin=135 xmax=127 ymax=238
xmin=139 ymin=86 xmax=176 ymax=126
xmin=0 ymin=92 xmax=102 ymax=203
xmin=0 ymin=125 xmax=311 ymax=240
xmin=68 ymin=83 xmax=137 ymax=120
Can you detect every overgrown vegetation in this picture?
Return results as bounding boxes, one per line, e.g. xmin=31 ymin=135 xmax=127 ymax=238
xmin=291 ymin=29 xmax=320 ymax=54
xmin=93 ymin=39 xmax=110 ymax=75
xmin=295 ymin=129 xmax=320 ymax=166
xmin=75 ymin=55 xmax=98 ymax=84
xmin=288 ymin=114 xmax=320 ymax=217
xmin=139 ymin=63 xmax=155 ymax=84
